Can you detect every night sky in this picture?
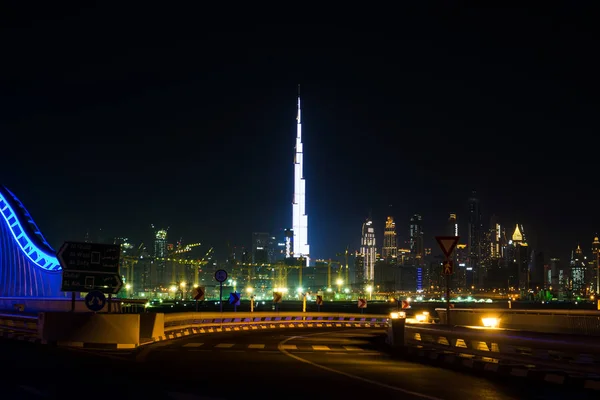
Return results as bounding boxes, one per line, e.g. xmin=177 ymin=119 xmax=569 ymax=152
xmin=1 ymin=5 xmax=598 ymax=262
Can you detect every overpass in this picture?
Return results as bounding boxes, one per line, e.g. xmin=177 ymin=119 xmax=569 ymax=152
xmin=0 ymin=186 xmax=62 ymax=297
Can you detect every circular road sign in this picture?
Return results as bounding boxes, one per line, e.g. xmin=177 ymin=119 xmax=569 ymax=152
xmin=84 ymin=290 xmax=107 ymax=312
xmin=214 ymin=269 xmax=228 ymax=283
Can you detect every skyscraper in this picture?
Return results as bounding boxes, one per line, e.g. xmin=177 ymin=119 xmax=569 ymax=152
xmin=382 ymin=216 xmax=398 ymax=261
xmin=409 ymin=214 xmax=424 ymax=265
xmin=292 ymin=85 xmax=309 ymax=265
xmin=360 ymin=218 xmax=376 ymax=284
xmin=468 ymin=191 xmax=483 ymax=285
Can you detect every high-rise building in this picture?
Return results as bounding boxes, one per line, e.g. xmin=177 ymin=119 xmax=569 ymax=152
xmin=448 ymin=213 xmax=458 ymax=237
xmin=359 ymin=218 xmax=376 ymax=284
xmin=292 ymin=85 xmax=310 ymax=265
xmin=252 ymin=232 xmax=270 ymax=264
xmin=468 ymin=191 xmax=483 ymax=285
xmin=154 ymin=229 xmax=168 ymax=288
xmin=382 ymin=216 xmax=398 ymax=261
xmin=409 ymin=214 xmax=424 ymax=265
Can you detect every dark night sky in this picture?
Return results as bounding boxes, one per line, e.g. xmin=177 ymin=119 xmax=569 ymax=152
xmin=1 ymin=5 xmax=599 ymax=262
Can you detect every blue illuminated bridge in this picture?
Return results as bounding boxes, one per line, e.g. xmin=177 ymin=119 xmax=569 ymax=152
xmin=0 ymin=185 xmax=62 ymax=297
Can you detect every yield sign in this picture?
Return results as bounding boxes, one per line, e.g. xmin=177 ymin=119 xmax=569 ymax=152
xmin=435 ymin=236 xmax=460 ymax=258
xmin=229 ymin=291 xmax=241 ymax=306
xmin=357 ymin=298 xmax=367 ymax=308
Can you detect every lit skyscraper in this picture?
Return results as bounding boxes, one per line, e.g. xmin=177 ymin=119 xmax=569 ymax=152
xmin=382 ymin=216 xmax=398 ymax=261
xmin=292 ymin=85 xmax=309 ymax=265
xmin=360 ymin=218 xmax=376 ymax=284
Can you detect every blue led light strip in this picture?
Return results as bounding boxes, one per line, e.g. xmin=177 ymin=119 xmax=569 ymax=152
xmin=0 ymin=191 xmax=61 ymax=271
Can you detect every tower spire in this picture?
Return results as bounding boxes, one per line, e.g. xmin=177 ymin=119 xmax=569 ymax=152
xmin=292 ymin=84 xmax=309 ymax=266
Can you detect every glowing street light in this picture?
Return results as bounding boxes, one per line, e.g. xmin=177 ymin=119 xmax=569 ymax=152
xmin=366 ymin=285 xmax=373 ymax=300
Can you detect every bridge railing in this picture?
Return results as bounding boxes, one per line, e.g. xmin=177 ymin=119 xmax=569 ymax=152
xmin=0 ymin=312 xmax=38 ymax=335
xmin=393 ymin=321 xmax=600 ymax=375
xmin=435 ymin=308 xmax=600 ymax=336
xmin=163 ymin=312 xmax=389 ymax=333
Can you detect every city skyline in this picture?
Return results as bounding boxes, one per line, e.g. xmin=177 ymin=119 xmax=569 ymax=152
xmin=2 ymin=14 xmax=598 ymax=267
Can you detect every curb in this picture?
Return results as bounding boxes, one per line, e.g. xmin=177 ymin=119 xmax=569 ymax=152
xmin=394 ymin=346 xmax=600 ymax=392
xmin=0 ymin=330 xmax=42 ymax=344
xmin=144 ymin=321 xmax=386 ymax=345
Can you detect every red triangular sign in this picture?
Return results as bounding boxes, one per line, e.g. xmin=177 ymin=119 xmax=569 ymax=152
xmin=435 ymin=236 xmax=460 ymax=258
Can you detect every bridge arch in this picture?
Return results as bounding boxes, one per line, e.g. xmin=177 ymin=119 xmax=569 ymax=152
xmin=0 ymin=186 xmax=62 ymax=297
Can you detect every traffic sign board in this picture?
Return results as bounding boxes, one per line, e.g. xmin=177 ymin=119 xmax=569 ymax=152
xmin=443 ymin=260 xmax=454 ymax=275
xmin=60 ymin=270 xmax=123 ymax=294
xmin=215 ymin=269 xmax=228 ymax=283
xmin=84 ymin=290 xmax=106 ymax=312
xmin=358 ymin=298 xmax=367 ymax=308
xmin=401 ymin=300 xmax=410 ymax=309
xmin=58 ymin=241 xmax=122 ymax=294
xmin=316 ymin=295 xmax=323 ymax=306
xmin=58 ymin=242 xmax=120 ymax=273
xmin=229 ymin=291 xmax=240 ymax=306
xmin=192 ymin=286 xmax=205 ymax=301
xmin=435 ymin=236 xmax=460 ymax=258
xmin=273 ymin=291 xmax=282 ymax=303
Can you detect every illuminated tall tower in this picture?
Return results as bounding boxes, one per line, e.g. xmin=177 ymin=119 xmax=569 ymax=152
xmin=360 ymin=218 xmax=376 ymax=284
xmin=382 ymin=216 xmax=398 ymax=261
xmin=292 ymin=85 xmax=309 ymax=265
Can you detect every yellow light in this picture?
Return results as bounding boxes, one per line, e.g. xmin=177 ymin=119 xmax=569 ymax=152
xmin=336 ymin=279 xmax=343 ymax=286
xmin=366 ymin=285 xmax=372 ymax=292
xmin=246 ymin=287 xmax=253 ymax=293
xmin=180 ymin=281 xmax=186 ymax=288
xmin=481 ymin=317 xmax=500 ymax=328
xmin=169 ymin=285 xmax=177 ymax=292
xmin=415 ymin=314 xmax=427 ymax=322
xmin=390 ymin=311 xmax=406 ymax=319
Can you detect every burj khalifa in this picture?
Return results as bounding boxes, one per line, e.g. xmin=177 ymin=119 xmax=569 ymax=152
xmin=292 ymin=85 xmax=310 ymax=265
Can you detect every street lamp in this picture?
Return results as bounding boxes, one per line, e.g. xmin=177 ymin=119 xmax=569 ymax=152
xmin=336 ymin=279 xmax=343 ymax=292
xmin=366 ymin=285 xmax=373 ymax=300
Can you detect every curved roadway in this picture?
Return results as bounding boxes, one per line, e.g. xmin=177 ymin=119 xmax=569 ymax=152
xmin=1 ymin=327 xmax=597 ymax=399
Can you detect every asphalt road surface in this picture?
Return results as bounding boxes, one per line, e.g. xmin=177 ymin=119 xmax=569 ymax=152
xmin=0 ymin=327 xmax=597 ymax=399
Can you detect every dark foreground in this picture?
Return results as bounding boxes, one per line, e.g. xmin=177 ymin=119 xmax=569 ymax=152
xmin=1 ymin=327 xmax=597 ymax=399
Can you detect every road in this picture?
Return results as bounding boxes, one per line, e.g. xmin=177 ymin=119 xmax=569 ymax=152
xmin=0 ymin=327 xmax=597 ymax=399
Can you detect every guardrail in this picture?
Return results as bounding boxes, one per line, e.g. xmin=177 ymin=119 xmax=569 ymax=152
xmin=0 ymin=312 xmax=38 ymax=334
xmin=163 ymin=312 xmax=389 ymax=333
xmin=401 ymin=322 xmax=600 ymax=375
xmin=435 ymin=308 xmax=600 ymax=336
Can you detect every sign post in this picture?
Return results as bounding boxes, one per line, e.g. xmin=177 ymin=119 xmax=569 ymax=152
xmin=358 ymin=298 xmax=367 ymax=314
xmin=435 ymin=236 xmax=459 ymax=325
xmin=229 ymin=291 xmax=241 ymax=312
xmin=250 ymin=295 xmax=255 ymax=312
xmin=302 ymin=292 xmax=306 ymax=312
xmin=57 ymin=241 xmax=123 ymax=312
xmin=192 ymin=286 xmax=205 ymax=312
xmin=316 ymin=294 xmax=323 ymax=312
xmin=214 ymin=270 xmax=228 ymax=313
xmin=273 ymin=291 xmax=282 ymax=311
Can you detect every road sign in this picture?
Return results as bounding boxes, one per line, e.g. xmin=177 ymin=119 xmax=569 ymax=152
xmin=435 ymin=236 xmax=460 ymax=258
xmin=229 ymin=291 xmax=241 ymax=306
xmin=401 ymin=300 xmax=410 ymax=309
xmin=273 ymin=291 xmax=282 ymax=303
xmin=443 ymin=260 xmax=454 ymax=275
xmin=60 ymin=270 xmax=123 ymax=294
xmin=316 ymin=295 xmax=323 ymax=306
xmin=84 ymin=290 xmax=106 ymax=312
xmin=358 ymin=298 xmax=367 ymax=308
xmin=215 ymin=269 xmax=228 ymax=283
xmin=58 ymin=241 xmax=122 ymax=294
xmin=192 ymin=286 xmax=205 ymax=301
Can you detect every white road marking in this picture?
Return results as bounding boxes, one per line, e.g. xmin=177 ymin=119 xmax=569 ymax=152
xmin=277 ymin=332 xmax=444 ymax=400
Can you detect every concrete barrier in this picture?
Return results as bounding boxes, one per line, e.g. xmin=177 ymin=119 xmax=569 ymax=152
xmin=436 ymin=308 xmax=600 ymax=335
xmin=140 ymin=313 xmax=165 ymax=342
xmin=38 ymin=312 xmax=140 ymax=348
